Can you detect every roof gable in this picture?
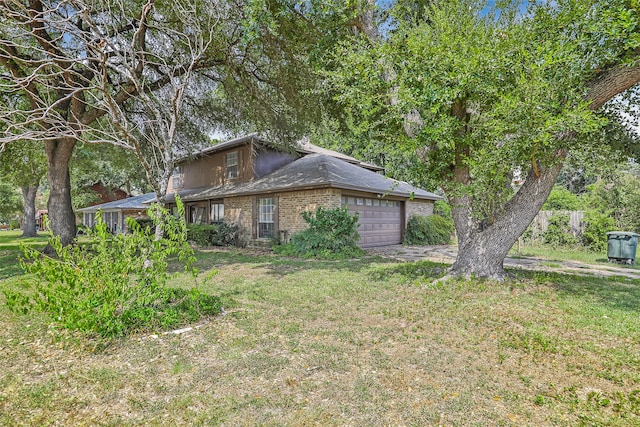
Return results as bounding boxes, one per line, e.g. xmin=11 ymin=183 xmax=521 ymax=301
xmin=178 ymin=154 xmax=440 ymax=202
xmin=178 ymin=134 xmax=384 ymax=172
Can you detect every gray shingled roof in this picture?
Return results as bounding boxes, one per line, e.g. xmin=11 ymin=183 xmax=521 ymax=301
xmin=77 ymin=192 xmax=157 ymax=213
xmin=172 ymin=154 xmax=440 ymax=202
xmin=179 ymin=134 xmax=384 ymax=172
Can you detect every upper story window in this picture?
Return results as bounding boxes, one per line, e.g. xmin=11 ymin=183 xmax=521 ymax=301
xmin=172 ymin=166 xmax=183 ymax=189
xmin=225 ymin=151 xmax=238 ymax=179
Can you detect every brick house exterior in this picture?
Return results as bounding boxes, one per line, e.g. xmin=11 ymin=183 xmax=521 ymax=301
xmin=81 ymin=134 xmax=441 ymax=247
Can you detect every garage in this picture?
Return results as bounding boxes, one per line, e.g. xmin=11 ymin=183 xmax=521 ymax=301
xmin=342 ymin=196 xmax=403 ymax=247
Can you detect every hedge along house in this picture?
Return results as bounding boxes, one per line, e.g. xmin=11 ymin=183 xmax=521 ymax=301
xmin=81 ymin=134 xmax=441 ymax=247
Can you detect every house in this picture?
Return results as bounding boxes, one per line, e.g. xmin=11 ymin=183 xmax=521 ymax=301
xmin=78 ymin=192 xmax=156 ymax=233
xmin=80 ymin=134 xmax=441 ymax=247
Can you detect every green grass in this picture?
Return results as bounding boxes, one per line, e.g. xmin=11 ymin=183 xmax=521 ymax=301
xmin=0 ymin=230 xmax=49 ymax=251
xmin=0 ymin=242 xmax=639 ymax=425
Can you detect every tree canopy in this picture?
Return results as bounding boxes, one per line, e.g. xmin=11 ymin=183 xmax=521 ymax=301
xmin=324 ymin=0 xmax=640 ymax=278
xmin=0 ymin=0 xmax=323 ymax=245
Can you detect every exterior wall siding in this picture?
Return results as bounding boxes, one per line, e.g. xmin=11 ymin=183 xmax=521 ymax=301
xmin=405 ymin=200 xmax=435 ymax=224
xmin=168 ymin=145 xmax=253 ymax=192
xmin=277 ymin=188 xmax=342 ymax=236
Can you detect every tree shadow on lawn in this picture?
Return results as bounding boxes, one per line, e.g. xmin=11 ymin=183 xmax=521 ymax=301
xmin=186 ymin=248 xmax=399 ymax=276
xmin=367 ymin=259 xmax=640 ymax=314
xmin=0 ymin=251 xmax=23 ymax=281
xmin=536 ymin=270 xmax=640 ymax=314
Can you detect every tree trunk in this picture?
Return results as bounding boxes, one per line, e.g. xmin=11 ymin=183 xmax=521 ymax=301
xmin=448 ymin=61 xmax=640 ymax=280
xmin=44 ymin=138 xmax=77 ymax=250
xmin=20 ymin=184 xmax=38 ymax=237
xmin=450 ymin=162 xmax=564 ymax=280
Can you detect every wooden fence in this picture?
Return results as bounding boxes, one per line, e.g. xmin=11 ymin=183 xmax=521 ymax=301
xmin=529 ymin=210 xmax=585 ymax=237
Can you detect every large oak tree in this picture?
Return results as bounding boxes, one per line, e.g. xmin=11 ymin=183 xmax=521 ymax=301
xmin=326 ymin=0 xmax=640 ymax=279
xmin=0 ymin=0 xmax=317 ymax=246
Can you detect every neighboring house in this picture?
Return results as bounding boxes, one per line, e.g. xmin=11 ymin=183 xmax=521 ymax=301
xmin=78 ymin=192 xmax=156 ymax=233
xmin=80 ymin=134 xmax=441 ymax=247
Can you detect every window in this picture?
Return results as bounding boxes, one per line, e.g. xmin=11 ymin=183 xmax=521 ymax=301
xmin=104 ymin=211 xmax=119 ymax=233
xmin=171 ymin=206 xmax=181 ymax=218
xmin=225 ymin=151 xmax=238 ymax=179
xmin=84 ymin=213 xmax=95 ymax=227
xmin=258 ymin=197 xmax=275 ymax=239
xmin=189 ymin=206 xmax=206 ymax=224
xmin=172 ymin=166 xmax=183 ymax=189
xmin=211 ymin=202 xmax=224 ymax=223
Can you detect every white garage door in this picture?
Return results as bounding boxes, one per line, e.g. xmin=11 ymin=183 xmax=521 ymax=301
xmin=342 ymin=196 xmax=403 ymax=248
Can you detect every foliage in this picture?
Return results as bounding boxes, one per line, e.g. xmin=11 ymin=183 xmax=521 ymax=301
xmin=543 ymin=185 xmax=583 ymax=211
xmin=186 ymin=222 xmax=246 ymax=247
xmin=543 ymin=213 xmax=578 ymax=248
xmin=3 ymin=199 xmax=221 ymax=338
xmin=3 ymin=250 xmax=640 ymax=424
xmin=0 ymin=182 xmax=22 ymax=223
xmin=187 ymin=224 xmax=217 ymax=246
xmin=0 ymin=0 xmax=325 ymax=246
xmin=584 ymin=170 xmax=640 ymax=233
xmin=323 ymin=0 xmax=640 ymax=277
xmin=275 ymin=207 xmax=363 ymax=259
xmin=212 ymin=222 xmax=246 ymax=247
xmin=581 ymin=209 xmax=617 ymax=252
xmin=404 ymin=214 xmax=453 ymax=245
xmin=433 ymin=200 xmax=453 ymax=222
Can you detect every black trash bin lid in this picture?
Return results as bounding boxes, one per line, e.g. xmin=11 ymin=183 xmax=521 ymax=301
xmin=606 ymin=231 xmax=640 ymax=238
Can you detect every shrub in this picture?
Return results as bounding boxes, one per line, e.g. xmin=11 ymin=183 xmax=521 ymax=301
xmin=543 ymin=185 xmax=582 ymax=211
xmin=404 ymin=214 xmax=453 ymax=245
xmin=4 ymin=198 xmax=221 ymax=339
xmin=187 ymin=224 xmax=217 ymax=246
xmin=275 ymin=207 xmax=364 ymax=259
xmin=133 ymin=218 xmax=155 ymax=231
xmin=186 ymin=222 xmax=246 ymax=247
xmin=581 ymin=209 xmax=616 ymax=252
xmin=543 ymin=213 xmax=578 ymax=247
xmin=212 ymin=222 xmax=246 ymax=247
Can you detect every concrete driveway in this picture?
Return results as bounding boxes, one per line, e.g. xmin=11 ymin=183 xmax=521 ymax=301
xmin=367 ymin=245 xmax=640 ymax=279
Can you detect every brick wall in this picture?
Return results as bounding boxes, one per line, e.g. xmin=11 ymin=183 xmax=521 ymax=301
xmin=224 ymin=196 xmax=253 ymax=239
xmin=226 ymin=190 xmax=429 ymax=243
xmin=405 ymin=200 xmax=435 ymax=224
xmin=279 ymin=188 xmax=342 ymax=236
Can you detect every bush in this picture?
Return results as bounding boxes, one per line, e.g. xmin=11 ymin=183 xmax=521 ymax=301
xmin=133 ymin=218 xmax=155 ymax=231
xmin=3 ymin=198 xmax=221 ymax=339
xmin=275 ymin=207 xmax=364 ymax=259
xmin=187 ymin=224 xmax=217 ymax=246
xmin=212 ymin=222 xmax=246 ymax=247
xmin=404 ymin=214 xmax=453 ymax=245
xmin=186 ymin=222 xmax=245 ymax=247
xmin=543 ymin=185 xmax=583 ymax=211
xmin=543 ymin=213 xmax=578 ymax=247
xmin=581 ymin=209 xmax=616 ymax=252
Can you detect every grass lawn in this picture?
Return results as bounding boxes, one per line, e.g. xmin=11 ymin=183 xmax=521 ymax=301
xmin=0 ymin=230 xmax=49 ymax=251
xmin=1 ymin=246 xmax=639 ymax=425
xmin=510 ymin=243 xmax=640 ymax=269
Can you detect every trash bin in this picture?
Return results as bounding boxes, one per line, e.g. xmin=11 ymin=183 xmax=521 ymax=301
xmin=606 ymin=231 xmax=640 ymax=264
